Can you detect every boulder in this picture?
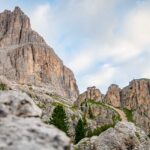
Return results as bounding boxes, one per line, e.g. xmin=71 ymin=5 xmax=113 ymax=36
xmin=0 ymin=90 xmax=71 ymax=150
xmin=76 ymin=122 xmax=150 ymax=150
xmin=0 ymin=90 xmax=42 ymax=117
xmin=0 ymin=116 xmax=71 ymax=150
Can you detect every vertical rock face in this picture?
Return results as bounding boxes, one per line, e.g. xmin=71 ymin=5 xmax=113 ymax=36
xmin=0 ymin=7 xmax=79 ymax=100
xmin=0 ymin=7 xmax=44 ymax=47
xmin=104 ymin=84 xmax=121 ymax=107
xmin=78 ymin=86 xmax=104 ymax=102
xmin=120 ymin=79 xmax=150 ymax=109
xmin=120 ymin=79 xmax=150 ymax=134
xmin=103 ymin=79 xmax=150 ymax=134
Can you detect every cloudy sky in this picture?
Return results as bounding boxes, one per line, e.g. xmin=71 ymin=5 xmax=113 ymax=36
xmin=0 ymin=0 xmax=150 ymax=93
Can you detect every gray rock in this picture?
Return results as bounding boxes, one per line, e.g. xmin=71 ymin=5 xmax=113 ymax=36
xmin=0 ymin=89 xmax=71 ymax=150
xmin=0 ymin=90 xmax=42 ymax=117
xmin=0 ymin=116 xmax=71 ymax=150
xmin=76 ymin=122 xmax=150 ymax=150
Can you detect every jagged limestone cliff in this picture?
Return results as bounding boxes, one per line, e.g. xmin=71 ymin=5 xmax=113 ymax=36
xmin=0 ymin=7 xmax=79 ymax=100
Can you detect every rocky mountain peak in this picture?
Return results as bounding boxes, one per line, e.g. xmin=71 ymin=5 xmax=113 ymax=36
xmin=13 ymin=6 xmax=24 ymax=15
xmin=121 ymin=78 xmax=150 ymax=109
xmin=0 ymin=7 xmax=79 ymax=100
xmin=0 ymin=6 xmax=45 ymax=48
xmin=78 ymin=86 xmax=104 ymax=104
xmin=104 ymin=84 xmax=121 ymax=107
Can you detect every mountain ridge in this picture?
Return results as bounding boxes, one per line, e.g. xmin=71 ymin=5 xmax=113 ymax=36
xmin=0 ymin=6 xmax=150 ymax=150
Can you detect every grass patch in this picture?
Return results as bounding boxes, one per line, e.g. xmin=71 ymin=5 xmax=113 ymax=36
xmin=112 ymin=113 xmax=121 ymax=124
xmin=37 ymin=101 xmax=46 ymax=109
xmin=87 ymin=124 xmax=114 ymax=137
xmin=52 ymin=101 xmax=70 ymax=108
xmin=86 ymin=100 xmax=108 ymax=108
xmin=0 ymin=83 xmax=7 ymax=90
xmin=46 ymin=92 xmax=61 ymax=100
xmin=81 ymin=100 xmax=122 ymax=122
xmin=123 ymin=108 xmax=134 ymax=122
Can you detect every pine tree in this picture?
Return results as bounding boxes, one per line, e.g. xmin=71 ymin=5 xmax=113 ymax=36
xmin=49 ymin=105 xmax=69 ymax=135
xmin=75 ymin=118 xmax=85 ymax=144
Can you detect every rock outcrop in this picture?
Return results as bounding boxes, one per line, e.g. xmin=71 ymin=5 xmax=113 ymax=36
xmin=104 ymin=84 xmax=121 ymax=107
xmin=103 ymin=79 xmax=150 ymax=135
xmin=120 ymin=79 xmax=150 ymax=109
xmin=0 ymin=117 xmax=71 ymax=150
xmin=120 ymin=79 xmax=150 ymax=135
xmin=79 ymin=100 xmax=121 ymax=129
xmin=76 ymin=122 xmax=150 ymax=150
xmin=0 ymin=90 xmax=71 ymax=150
xmin=0 ymin=90 xmax=42 ymax=117
xmin=78 ymin=86 xmax=104 ymax=104
xmin=0 ymin=7 xmax=79 ymax=100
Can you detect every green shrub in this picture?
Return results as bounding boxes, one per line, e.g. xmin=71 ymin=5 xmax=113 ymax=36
xmin=123 ymin=108 xmax=134 ymax=122
xmin=75 ymin=118 xmax=86 ymax=144
xmin=49 ymin=105 xmax=69 ymax=135
xmin=0 ymin=83 xmax=7 ymax=91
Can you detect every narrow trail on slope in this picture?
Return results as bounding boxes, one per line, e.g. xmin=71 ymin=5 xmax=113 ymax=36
xmin=105 ymin=104 xmax=127 ymax=122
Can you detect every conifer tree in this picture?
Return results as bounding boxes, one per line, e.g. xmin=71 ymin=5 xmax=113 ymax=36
xmin=49 ymin=105 xmax=69 ymax=135
xmin=75 ymin=118 xmax=85 ymax=144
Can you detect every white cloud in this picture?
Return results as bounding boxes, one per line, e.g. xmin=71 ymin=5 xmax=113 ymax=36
xmin=30 ymin=4 xmax=60 ymax=46
xmin=28 ymin=0 xmax=150 ymax=93
xmin=124 ymin=6 xmax=150 ymax=48
xmin=80 ymin=64 xmax=117 ymax=93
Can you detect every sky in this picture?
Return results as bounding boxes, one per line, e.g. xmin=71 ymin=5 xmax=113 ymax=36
xmin=0 ymin=0 xmax=150 ymax=93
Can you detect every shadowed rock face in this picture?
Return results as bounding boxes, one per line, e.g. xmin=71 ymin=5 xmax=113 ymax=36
xmin=0 ymin=7 xmax=79 ymax=100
